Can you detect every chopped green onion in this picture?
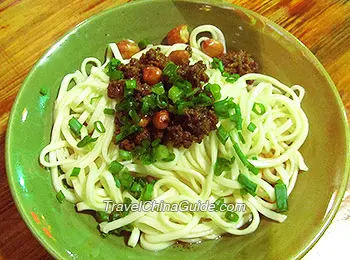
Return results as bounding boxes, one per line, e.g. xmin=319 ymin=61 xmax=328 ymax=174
xmin=223 ymin=72 xmax=240 ymax=83
xmin=71 ymin=167 xmax=81 ymax=177
xmin=240 ymin=188 xmax=248 ymax=195
xmin=95 ymin=211 xmax=109 ymax=223
xmin=233 ymin=141 xmax=259 ymax=175
xmin=214 ymin=197 xmax=225 ymax=211
xmin=124 ymin=79 xmax=136 ymax=97
xmin=141 ymin=94 xmax=157 ymax=115
xmin=163 ymin=62 xmax=179 ymax=82
xmin=156 ymin=94 xmax=168 ymax=109
xmin=217 ymin=125 xmax=229 ymax=145
xmin=56 ymin=190 xmax=65 ymax=203
xmin=109 ymin=70 xmax=124 ymax=80
xmin=154 ymin=145 xmax=170 ymax=161
xmin=252 ymin=102 xmax=266 ymax=115
xmin=115 ymin=125 xmax=140 ymax=142
xmin=252 ymin=156 xmax=258 ymax=160
xmin=69 ymin=117 xmax=82 ymax=136
xmin=238 ymin=131 xmax=246 ymax=144
xmin=130 ymin=182 xmax=142 ymax=192
xmin=214 ymin=98 xmax=235 ymax=118
xmin=109 ymin=161 xmax=124 ymax=174
xmin=211 ymin=58 xmax=224 ymax=73
xmin=151 ymin=138 xmax=161 ymax=147
xmin=125 ymin=79 xmax=137 ymax=89
xmin=176 ymin=101 xmax=192 ymax=114
xmin=140 ymin=153 xmax=154 ymax=165
xmin=168 ymin=86 xmax=184 ymax=103
xmin=94 ymin=121 xmax=106 ymax=133
xmin=113 ymin=175 xmax=121 ymax=188
xmin=152 ymin=83 xmax=165 ymax=95
xmin=193 ymin=93 xmax=212 ymax=107
xmin=225 ymin=211 xmax=239 ymax=222
xmin=104 ymin=108 xmax=115 ymax=115
xmin=214 ymin=157 xmax=232 ymax=176
xmin=107 ymin=58 xmax=121 ymax=73
xmin=175 ymin=80 xmax=192 ymax=94
xmin=128 ymin=109 xmax=140 ymax=123
xmin=185 ymin=87 xmax=200 ymax=98
xmin=141 ymin=183 xmax=153 ymax=201
xmin=40 ymin=87 xmax=48 ymax=96
xmin=163 ymin=152 xmax=176 ymax=162
xmin=119 ymin=170 xmax=134 ymax=189
xmin=90 ymin=95 xmax=102 ymax=105
xmin=238 ymin=174 xmax=258 ymax=196
xmin=119 ymin=149 xmax=132 ymax=161
xmin=247 ymin=122 xmax=257 ymax=133
xmin=233 ymin=105 xmax=243 ymax=130
xmin=207 ymin=83 xmax=221 ymax=100
xmin=275 ymin=180 xmax=288 ymax=212
xmin=138 ymin=39 xmax=151 ymax=49
xmin=77 ymin=135 xmax=98 ymax=148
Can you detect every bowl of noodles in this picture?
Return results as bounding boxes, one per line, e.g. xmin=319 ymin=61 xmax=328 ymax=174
xmin=6 ymin=0 xmax=349 ymax=259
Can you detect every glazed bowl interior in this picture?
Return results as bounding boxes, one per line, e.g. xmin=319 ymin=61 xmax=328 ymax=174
xmin=6 ymin=0 xmax=349 ymax=259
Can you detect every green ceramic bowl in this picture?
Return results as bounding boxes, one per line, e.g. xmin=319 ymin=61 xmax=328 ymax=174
xmin=6 ymin=0 xmax=350 ymax=259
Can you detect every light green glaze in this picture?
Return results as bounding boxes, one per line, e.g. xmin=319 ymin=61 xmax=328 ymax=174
xmin=6 ymin=0 xmax=350 ymax=259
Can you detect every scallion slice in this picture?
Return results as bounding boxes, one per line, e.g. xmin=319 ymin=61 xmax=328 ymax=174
xmin=211 ymin=58 xmax=224 ymax=73
xmin=119 ymin=170 xmax=134 ymax=189
xmin=71 ymin=167 xmax=81 ymax=177
xmin=163 ymin=62 xmax=179 ymax=82
xmin=77 ymin=136 xmax=98 ymax=148
xmin=275 ymin=180 xmax=288 ymax=212
xmin=232 ymin=141 xmax=259 ymax=175
xmin=138 ymin=39 xmax=151 ymax=49
xmin=217 ymin=125 xmax=229 ymax=145
xmin=214 ymin=197 xmax=225 ymax=211
xmin=104 ymin=108 xmax=115 ymax=115
xmin=152 ymin=83 xmax=165 ymax=95
xmin=109 ymin=161 xmax=124 ymax=174
xmin=69 ymin=117 xmax=82 ymax=136
xmin=129 ymin=109 xmax=140 ymax=123
xmin=238 ymin=131 xmax=246 ymax=144
xmin=238 ymin=174 xmax=258 ymax=196
xmin=214 ymin=157 xmax=232 ymax=176
xmin=141 ymin=183 xmax=153 ymax=201
xmin=168 ymin=86 xmax=184 ymax=103
xmin=247 ymin=122 xmax=257 ymax=132
xmin=119 ymin=149 xmax=132 ymax=161
xmin=252 ymin=102 xmax=266 ymax=115
xmin=94 ymin=121 xmax=106 ymax=133
xmin=225 ymin=210 xmax=239 ymax=222
xmin=154 ymin=145 xmax=170 ymax=161
xmin=109 ymin=70 xmax=124 ymax=80
xmin=56 ymin=190 xmax=65 ymax=203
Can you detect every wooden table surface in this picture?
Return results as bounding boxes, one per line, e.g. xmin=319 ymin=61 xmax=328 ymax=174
xmin=0 ymin=0 xmax=349 ymax=259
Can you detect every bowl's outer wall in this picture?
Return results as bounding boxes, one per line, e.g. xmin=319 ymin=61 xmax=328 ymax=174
xmin=6 ymin=0 xmax=349 ymax=259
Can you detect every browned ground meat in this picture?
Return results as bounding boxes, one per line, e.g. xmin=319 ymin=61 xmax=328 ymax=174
xmin=177 ymin=61 xmax=209 ymax=89
xmin=119 ymin=139 xmax=135 ymax=151
xmin=221 ymin=50 xmax=258 ymax=76
xmin=107 ymin=47 xmax=260 ymax=151
xmin=139 ymin=48 xmax=169 ymax=69
xmin=107 ymin=80 xmax=125 ymax=100
xmin=166 ymin=125 xmax=194 ymax=148
xmin=165 ymin=107 xmax=218 ymax=148
xmin=134 ymin=128 xmax=151 ymax=145
xmin=181 ymin=107 xmax=218 ymax=137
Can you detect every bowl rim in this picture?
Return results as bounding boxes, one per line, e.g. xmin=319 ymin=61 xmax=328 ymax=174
xmin=5 ymin=0 xmax=350 ymax=259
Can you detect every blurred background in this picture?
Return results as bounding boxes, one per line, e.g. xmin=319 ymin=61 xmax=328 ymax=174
xmin=0 ymin=0 xmax=349 ymax=259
